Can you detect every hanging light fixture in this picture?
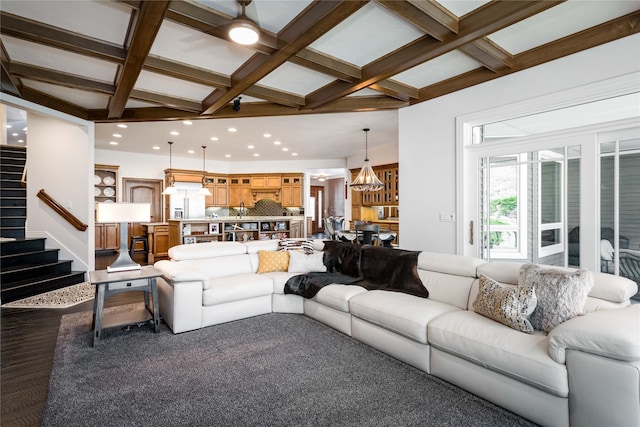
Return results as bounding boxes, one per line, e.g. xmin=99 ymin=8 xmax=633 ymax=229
xmin=350 ymin=128 xmax=384 ymax=192
xmin=228 ymin=0 xmax=260 ymax=45
xmin=198 ymin=145 xmax=212 ymax=196
xmin=161 ymin=141 xmax=178 ymax=195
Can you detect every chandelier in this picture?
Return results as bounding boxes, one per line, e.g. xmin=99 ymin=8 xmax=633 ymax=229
xmin=350 ymin=128 xmax=383 ymax=192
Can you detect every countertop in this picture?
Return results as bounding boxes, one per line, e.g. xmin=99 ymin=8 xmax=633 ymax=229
xmin=168 ymin=216 xmax=304 ymax=222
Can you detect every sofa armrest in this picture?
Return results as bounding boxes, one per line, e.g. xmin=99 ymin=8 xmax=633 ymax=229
xmin=548 ymin=305 xmax=640 ymax=364
xmin=154 ymin=260 xmax=209 ymax=289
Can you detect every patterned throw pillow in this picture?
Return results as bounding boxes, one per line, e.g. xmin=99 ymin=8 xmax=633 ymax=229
xmin=473 ymin=275 xmax=537 ymax=334
xmin=278 ymin=238 xmax=314 ymax=255
xmin=257 ymin=250 xmax=290 ymax=273
xmin=519 ymin=263 xmax=593 ymax=334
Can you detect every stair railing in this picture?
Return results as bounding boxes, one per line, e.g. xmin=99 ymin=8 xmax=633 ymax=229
xmin=37 ymin=189 xmax=88 ymax=232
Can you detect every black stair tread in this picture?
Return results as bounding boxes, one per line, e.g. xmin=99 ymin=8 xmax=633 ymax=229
xmin=0 ymin=238 xmax=46 ymax=253
xmin=0 ymin=260 xmax=72 ymax=274
xmin=0 ymin=248 xmax=60 ymax=261
xmin=1 ymin=271 xmax=86 ymax=292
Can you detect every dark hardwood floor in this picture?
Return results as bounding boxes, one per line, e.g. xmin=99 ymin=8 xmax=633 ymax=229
xmin=1 ymin=252 xmax=150 ymax=427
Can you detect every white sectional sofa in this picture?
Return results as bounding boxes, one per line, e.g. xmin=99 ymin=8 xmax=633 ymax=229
xmin=154 ymin=240 xmax=640 ymax=427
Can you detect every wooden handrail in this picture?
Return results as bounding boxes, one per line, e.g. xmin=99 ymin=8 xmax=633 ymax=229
xmin=37 ymin=189 xmax=88 ymax=232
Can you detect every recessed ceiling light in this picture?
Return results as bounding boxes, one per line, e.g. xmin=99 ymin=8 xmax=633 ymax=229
xmin=23 ymin=127 xmax=27 ymax=132
xmin=182 ymin=120 xmax=192 ymax=125
xmin=5 ymin=125 xmax=11 ymax=129
xmin=188 ymin=150 xmax=195 ymax=154
xmin=170 ymin=131 xmax=179 ymax=136
xmin=112 ymin=133 xmax=122 ymax=138
xmin=211 ymin=137 xmax=219 ymax=141
xmin=152 ymin=146 xmax=160 ymax=150
xmin=225 ymin=154 xmax=231 ymax=158
xmin=274 ymin=141 xmax=281 ymax=145
xmin=253 ymin=153 xmax=260 ymax=157
xmin=11 ymin=133 xmax=18 ymax=136
xmin=117 ymin=124 xmax=127 ymax=128
xmin=109 ymin=141 xmax=118 ymax=146
xmin=292 ymin=153 xmax=298 ymax=156
xmin=263 ymin=133 xmax=271 ymax=138
xmin=18 ymin=139 xmax=24 ymax=143
xmin=228 ymin=127 xmax=237 ymax=132
xmin=282 ymin=147 xmax=289 ymax=152
xmin=248 ymin=145 xmax=255 ymax=149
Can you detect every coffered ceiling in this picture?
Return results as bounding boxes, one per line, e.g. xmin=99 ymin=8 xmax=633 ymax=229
xmin=1 ymin=0 xmax=639 ymax=160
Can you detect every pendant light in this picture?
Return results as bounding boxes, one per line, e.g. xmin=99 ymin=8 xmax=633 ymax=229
xmin=198 ymin=145 xmax=212 ymax=196
xmin=161 ymin=141 xmax=178 ymax=195
xmin=350 ymin=128 xmax=384 ymax=191
xmin=228 ymin=0 xmax=260 ymax=45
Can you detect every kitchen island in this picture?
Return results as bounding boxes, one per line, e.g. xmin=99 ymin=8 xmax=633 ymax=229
xmin=168 ymin=216 xmax=304 ymax=247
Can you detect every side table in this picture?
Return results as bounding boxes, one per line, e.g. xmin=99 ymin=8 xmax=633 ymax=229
xmin=90 ymin=266 xmax=163 ymax=346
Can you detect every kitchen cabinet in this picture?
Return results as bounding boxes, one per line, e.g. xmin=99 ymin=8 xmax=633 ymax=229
xmin=143 ymin=223 xmax=169 ymax=263
xmin=95 ymin=223 xmax=119 ymax=251
xmin=281 ymin=174 xmax=303 ymax=207
xmin=251 ymin=175 xmax=281 ymax=188
xmin=229 ymin=176 xmax=253 ymax=207
xmin=352 ymin=163 xmax=398 ymax=207
xmin=205 ymin=176 xmax=229 ymax=207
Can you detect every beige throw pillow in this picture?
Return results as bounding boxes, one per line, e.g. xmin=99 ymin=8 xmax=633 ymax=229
xmin=473 ymin=275 xmax=537 ymax=334
xmin=519 ymin=263 xmax=593 ymax=333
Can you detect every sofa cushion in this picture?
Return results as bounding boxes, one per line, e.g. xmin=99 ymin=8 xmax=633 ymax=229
xmin=257 ymin=250 xmax=289 ymax=273
xmin=418 ymin=251 xmax=485 ymax=278
xmin=243 ymin=239 xmax=279 ymax=253
xmin=263 ymin=271 xmax=302 ymax=294
xmin=519 ymin=263 xmax=593 ymax=333
xmin=288 ymin=251 xmax=327 ymax=273
xmin=169 ymin=241 xmax=246 ymax=261
xmin=349 ymin=290 xmax=459 ymax=344
xmin=180 ymin=254 xmax=253 ymax=279
xmin=473 ymin=275 xmax=536 ymax=334
xmin=418 ymin=270 xmax=475 ymax=310
xmin=314 ymin=284 xmax=367 ymax=312
xmin=203 ymin=273 xmax=273 ymax=306
xmin=428 ymin=310 xmax=569 ymax=397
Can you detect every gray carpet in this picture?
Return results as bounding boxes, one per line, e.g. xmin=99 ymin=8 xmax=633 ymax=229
xmin=43 ymin=306 xmax=539 ymax=427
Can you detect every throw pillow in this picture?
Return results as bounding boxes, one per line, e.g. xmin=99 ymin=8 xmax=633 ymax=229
xmin=288 ymin=251 xmax=327 ymax=273
xmin=257 ymin=250 xmax=289 ymax=274
xmin=519 ymin=263 xmax=594 ymax=333
xmin=473 ymin=275 xmax=537 ymax=334
xmin=278 ymin=239 xmax=314 ymax=255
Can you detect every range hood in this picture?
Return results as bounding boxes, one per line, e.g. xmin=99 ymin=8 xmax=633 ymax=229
xmin=251 ymin=189 xmax=280 ymax=203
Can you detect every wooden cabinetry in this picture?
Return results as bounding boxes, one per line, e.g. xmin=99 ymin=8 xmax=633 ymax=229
xmin=94 ymin=164 xmax=119 ymax=251
xmin=355 ymin=163 xmax=398 ymax=206
xmin=143 ymin=223 xmax=169 ymax=263
xmin=229 ymin=176 xmax=253 ymax=207
xmin=281 ymin=174 xmax=303 ymax=207
xmin=251 ymin=175 xmax=281 ymax=189
xmin=205 ymin=176 xmax=229 ymax=207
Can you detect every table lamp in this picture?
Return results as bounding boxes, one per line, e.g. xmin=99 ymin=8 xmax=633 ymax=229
xmin=96 ymin=202 xmax=151 ymax=273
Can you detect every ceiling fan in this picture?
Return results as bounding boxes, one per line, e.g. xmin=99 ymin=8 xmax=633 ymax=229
xmin=228 ymin=0 xmax=260 ymax=45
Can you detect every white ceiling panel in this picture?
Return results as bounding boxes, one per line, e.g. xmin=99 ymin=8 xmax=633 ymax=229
xmin=22 ymin=79 xmax=110 ymax=109
xmin=488 ymin=0 xmax=640 ymax=54
xmin=135 ymin=70 xmax=215 ymax=101
xmin=150 ymin=20 xmax=254 ymax=75
xmin=1 ymin=0 xmax=131 ymax=45
xmin=257 ymin=62 xmax=334 ymax=96
xmin=3 ymin=36 xmax=118 ymax=83
xmin=392 ymin=50 xmax=482 ymax=88
xmin=437 ymin=0 xmax=492 ymax=18
xmin=309 ymin=2 xmax=425 ymax=67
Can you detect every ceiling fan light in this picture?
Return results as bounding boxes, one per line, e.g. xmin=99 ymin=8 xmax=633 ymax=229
xmin=229 ymin=19 xmax=259 ymax=45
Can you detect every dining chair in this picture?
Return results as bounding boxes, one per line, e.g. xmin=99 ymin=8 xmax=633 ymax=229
xmin=355 ymin=223 xmax=379 ymax=245
xmin=324 ymin=217 xmax=336 ymax=240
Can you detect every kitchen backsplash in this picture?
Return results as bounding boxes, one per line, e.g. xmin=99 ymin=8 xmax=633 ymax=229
xmin=206 ymin=199 xmax=302 ymax=218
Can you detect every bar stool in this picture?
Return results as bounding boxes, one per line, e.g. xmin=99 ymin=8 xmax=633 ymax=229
xmin=129 ymin=235 xmax=148 ymax=259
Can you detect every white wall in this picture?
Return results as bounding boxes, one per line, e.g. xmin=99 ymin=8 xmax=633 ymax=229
xmin=399 ymin=34 xmax=640 ymax=253
xmin=27 ymin=111 xmax=93 ymax=270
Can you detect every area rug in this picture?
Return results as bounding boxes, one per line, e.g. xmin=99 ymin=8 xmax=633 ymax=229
xmin=2 ymin=282 xmax=94 ymax=309
xmin=43 ymin=308 xmax=539 ymax=427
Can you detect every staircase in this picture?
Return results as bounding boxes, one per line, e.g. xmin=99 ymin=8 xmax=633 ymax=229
xmin=1 ymin=145 xmax=27 ymax=239
xmin=0 ymin=145 xmax=86 ymax=304
xmin=0 ymin=238 xmax=86 ymax=303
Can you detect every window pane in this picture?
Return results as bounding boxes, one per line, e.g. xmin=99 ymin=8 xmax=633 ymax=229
xmin=540 ymin=162 xmax=562 ymax=224
xmin=567 ymin=158 xmax=580 ymax=268
xmin=541 ymin=229 xmax=561 ymax=247
xmin=619 ymin=153 xmax=640 ymax=301
xmin=620 ymin=138 xmax=640 ymax=152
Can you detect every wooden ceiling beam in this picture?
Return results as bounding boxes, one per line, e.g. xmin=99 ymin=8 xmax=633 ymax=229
xmin=108 ymin=1 xmax=170 ymax=119
xmin=370 ymin=79 xmax=419 ymax=101
xmin=201 ymin=1 xmax=368 ymax=116
xmin=417 ymin=10 xmax=640 ymax=102
xmin=304 ymin=0 xmax=563 ymax=110
xmin=459 ymin=38 xmax=513 ymax=72
xmin=0 ymin=42 xmax=21 ymax=96
xmin=129 ymin=89 xmax=202 ymax=112
xmin=377 ymin=0 xmax=458 ymax=41
xmin=0 ymin=12 xmax=126 ymax=63
xmin=10 ymin=62 xmax=115 ymax=94
xmin=244 ymin=85 xmax=305 ymax=108
xmin=291 ymin=48 xmax=361 ymax=82
xmin=144 ymin=55 xmax=230 ymax=89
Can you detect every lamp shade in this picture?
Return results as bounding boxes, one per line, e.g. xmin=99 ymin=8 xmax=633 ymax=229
xmin=96 ymin=203 xmax=151 ymax=223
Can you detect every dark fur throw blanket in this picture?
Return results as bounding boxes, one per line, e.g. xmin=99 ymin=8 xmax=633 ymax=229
xmin=284 ymin=242 xmax=428 ymax=299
